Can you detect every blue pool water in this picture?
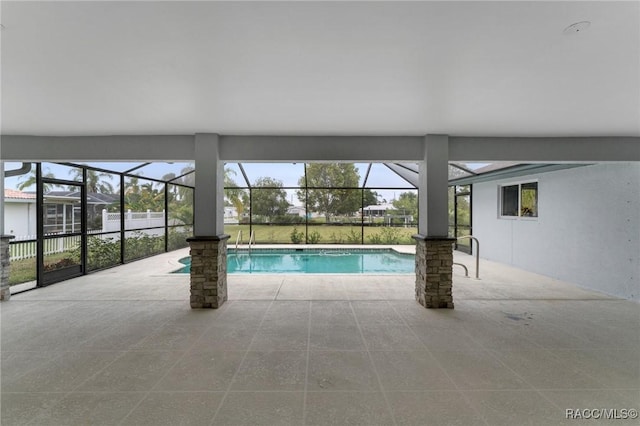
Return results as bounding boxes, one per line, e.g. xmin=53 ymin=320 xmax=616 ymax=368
xmin=175 ymin=249 xmax=414 ymax=274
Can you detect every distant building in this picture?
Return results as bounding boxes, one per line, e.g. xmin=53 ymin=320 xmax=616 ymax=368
xmin=224 ymin=206 xmax=238 ymax=223
xmin=360 ymin=203 xmax=396 ymax=218
xmin=43 ymin=191 xmax=119 ymax=234
xmin=286 ymin=205 xmax=306 ymax=217
xmin=4 ymin=189 xmax=119 ymax=237
xmin=3 ymin=189 xmax=36 ymax=237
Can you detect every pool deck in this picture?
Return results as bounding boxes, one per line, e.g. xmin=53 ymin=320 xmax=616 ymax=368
xmin=2 ymin=246 xmax=638 ymax=425
xmin=9 ymin=245 xmax=622 ymax=302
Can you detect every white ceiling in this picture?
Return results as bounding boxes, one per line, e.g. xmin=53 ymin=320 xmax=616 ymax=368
xmin=1 ymin=1 xmax=638 ymax=137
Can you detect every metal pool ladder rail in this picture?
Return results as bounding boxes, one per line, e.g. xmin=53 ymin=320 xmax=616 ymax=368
xmin=454 ymin=236 xmax=480 ymax=279
xmin=248 ymin=230 xmax=255 ymax=253
xmin=235 ymin=230 xmax=242 ymax=250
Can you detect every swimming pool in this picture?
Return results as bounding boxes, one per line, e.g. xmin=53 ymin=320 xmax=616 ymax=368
xmin=174 ymin=248 xmax=415 ymax=274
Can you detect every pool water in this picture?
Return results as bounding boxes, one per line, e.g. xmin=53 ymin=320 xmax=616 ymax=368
xmin=175 ymin=249 xmax=414 ymax=274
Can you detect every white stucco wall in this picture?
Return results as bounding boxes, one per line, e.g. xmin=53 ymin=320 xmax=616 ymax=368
xmin=472 ymin=163 xmax=640 ymax=301
xmin=4 ymin=201 xmax=37 ymax=238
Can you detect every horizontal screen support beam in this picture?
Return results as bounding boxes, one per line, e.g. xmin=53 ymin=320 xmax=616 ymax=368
xmin=2 ymin=135 xmax=638 ymax=162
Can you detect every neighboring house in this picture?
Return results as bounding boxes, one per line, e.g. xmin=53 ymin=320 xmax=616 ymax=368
xmin=224 ymin=206 xmax=238 ymax=223
xmin=43 ymin=191 xmax=119 ymax=234
xmin=3 ymin=189 xmax=36 ymax=238
xmin=453 ymin=162 xmax=640 ymax=302
xmin=286 ymin=205 xmax=325 ymax=219
xmin=4 ymin=189 xmax=120 ymax=237
xmin=360 ymin=203 xmax=396 ymax=218
xmin=286 ymin=205 xmax=306 ymax=218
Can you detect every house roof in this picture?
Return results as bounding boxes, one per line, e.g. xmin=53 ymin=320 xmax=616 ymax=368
xmin=44 ymin=191 xmax=119 ymax=205
xmin=4 ymin=189 xmax=36 ymax=200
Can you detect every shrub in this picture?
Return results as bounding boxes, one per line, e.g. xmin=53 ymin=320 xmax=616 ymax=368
xmin=346 ymin=228 xmax=361 ymax=244
xmin=124 ymin=231 xmax=164 ymax=261
xmin=87 ymin=236 xmax=120 ymax=271
xmin=290 ymin=227 xmax=305 ymax=244
xmin=367 ymin=233 xmax=383 ymax=244
xmin=168 ymin=227 xmax=192 ymax=251
xmin=329 ymin=232 xmax=344 ymax=244
xmin=307 ymin=230 xmax=322 ymax=244
xmin=380 ymin=227 xmax=401 ymax=244
xmin=367 ymin=227 xmax=401 ymax=244
xmin=274 ymin=215 xmax=305 ymax=224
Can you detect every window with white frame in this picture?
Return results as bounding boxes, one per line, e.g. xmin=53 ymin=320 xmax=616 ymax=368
xmin=500 ymin=182 xmax=538 ymax=217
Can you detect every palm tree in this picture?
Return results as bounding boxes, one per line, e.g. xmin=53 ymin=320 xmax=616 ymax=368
xmin=68 ymin=168 xmax=115 ymax=194
xmin=163 ymin=173 xmax=179 ymax=203
xmin=224 ymin=167 xmax=247 ymax=217
xmin=17 ymin=169 xmax=57 ymax=192
xmin=177 ymin=166 xmax=195 ymax=187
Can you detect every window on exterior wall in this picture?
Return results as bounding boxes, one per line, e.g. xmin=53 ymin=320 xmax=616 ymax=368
xmin=500 ymin=182 xmax=538 ymax=218
xmin=501 ymin=185 xmax=519 ymax=216
xmin=520 ymin=182 xmax=538 ymax=217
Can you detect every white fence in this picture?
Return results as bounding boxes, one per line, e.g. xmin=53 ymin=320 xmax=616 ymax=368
xmin=103 ymin=209 xmax=165 ymax=232
xmin=9 ymin=210 xmax=166 ymax=261
xmin=10 ymin=235 xmax=81 ymax=261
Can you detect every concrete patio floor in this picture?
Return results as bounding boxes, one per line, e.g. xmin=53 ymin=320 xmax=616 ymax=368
xmin=1 ymin=248 xmax=639 ymax=425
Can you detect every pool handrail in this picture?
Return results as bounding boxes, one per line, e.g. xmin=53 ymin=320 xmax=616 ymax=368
xmin=453 ymin=262 xmax=469 ymax=277
xmin=235 ymin=230 xmax=242 ymax=250
xmin=248 ymin=230 xmax=255 ymax=253
xmin=455 ymin=236 xmax=480 ymax=279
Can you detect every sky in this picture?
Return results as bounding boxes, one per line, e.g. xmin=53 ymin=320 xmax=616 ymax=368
xmin=4 ymin=161 xmax=420 ymax=206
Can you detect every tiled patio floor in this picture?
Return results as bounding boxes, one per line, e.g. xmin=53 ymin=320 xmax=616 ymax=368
xmin=1 ymin=248 xmax=638 ymax=425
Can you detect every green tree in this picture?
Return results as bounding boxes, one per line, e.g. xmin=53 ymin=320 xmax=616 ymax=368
xmin=165 ymin=165 xmax=196 ymax=207
xmin=392 ymin=191 xmax=418 ymax=219
xmin=297 ymin=163 xmax=361 ymax=221
xmin=162 ymin=172 xmax=177 ymax=183
xmin=16 ymin=168 xmax=58 ymax=192
xmin=176 ymin=165 xmax=195 ymax=187
xmin=224 ymin=167 xmax=247 ymax=218
xmin=251 ymin=177 xmax=290 ymax=221
xmin=125 ymin=177 xmax=164 ymax=212
xmin=363 ymin=189 xmax=380 ymax=207
xmin=163 ymin=172 xmax=179 ymax=204
xmin=165 ymin=171 xmax=194 ymax=226
xmin=68 ymin=168 xmax=115 ymax=194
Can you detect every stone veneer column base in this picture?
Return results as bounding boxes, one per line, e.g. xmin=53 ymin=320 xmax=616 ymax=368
xmin=1 ymin=235 xmax=15 ymax=301
xmin=413 ymin=235 xmax=455 ymax=309
xmin=186 ymin=235 xmax=229 ymax=309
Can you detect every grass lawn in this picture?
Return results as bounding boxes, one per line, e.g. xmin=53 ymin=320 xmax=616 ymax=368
xmin=224 ymin=224 xmax=418 ymax=245
xmin=9 ymin=257 xmax=37 ymax=286
xmin=9 ymin=251 xmax=81 ymax=286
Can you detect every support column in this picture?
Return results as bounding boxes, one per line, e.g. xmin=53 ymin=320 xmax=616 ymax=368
xmin=186 ymin=235 xmax=229 ymax=308
xmin=1 ymin=161 xmax=5 ymax=236
xmin=413 ymin=235 xmax=454 ymax=308
xmin=413 ymin=134 xmax=455 ymax=309
xmin=1 ymin=161 xmax=12 ymax=301
xmin=188 ymin=134 xmax=228 ymax=309
xmin=1 ymin=235 xmax=14 ymax=301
